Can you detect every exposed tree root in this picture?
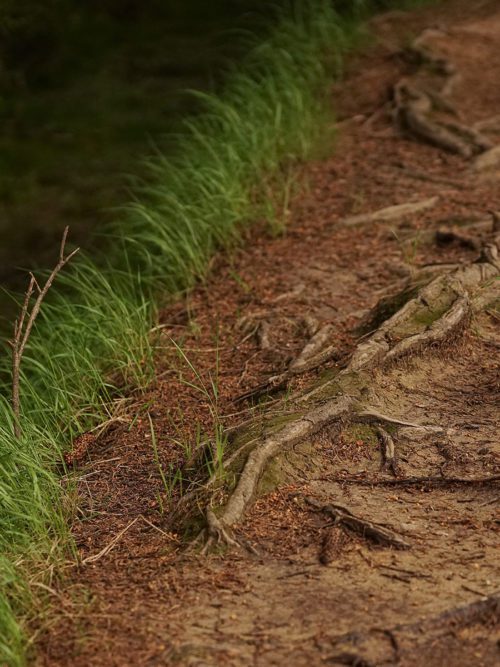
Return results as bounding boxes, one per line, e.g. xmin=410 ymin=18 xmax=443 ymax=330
xmin=216 ymin=396 xmax=353 ymax=533
xmin=305 ymin=496 xmax=411 ymax=551
xmin=356 ymin=408 xmax=442 ymax=431
xmin=436 ymin=226 xmax=481 ymax=251
xmin=235 ymin=323 xmax=340 ymax=403
xmin=257 ymin=320 xmax=272 ymax=350
xmin=194 ymin=240 xmax=499 ymax=550
xmin=395 ymin=164 xmax=463 ymax=188
xmin=472 ymin=145 xmax=500 ymax=173
xmin=395 ymin=85 xmax=476 ymax=157
xmin=328 ymin=594 xmax=499 ymax=665
xmin=201 ymin=509 xmax=242 ymax=554
xmin=393 ymin=33 xmax=491 ymax=158
xmin=329 ymin=474 xmax=500 ymax=487
xmin=348 ymin=259 xmax=497 ymax=372
xmin=339 ymin=196 xmax=438 ymax=227
xmin=377 ymin=427 xmax=398 ymax=475
xmin=474 ymin=113 xmax=500 ymax=132
xmin=289 ymin=324 xmax=335 ymax=372
xmin=427 ymin=594 xmax=500 ymax=629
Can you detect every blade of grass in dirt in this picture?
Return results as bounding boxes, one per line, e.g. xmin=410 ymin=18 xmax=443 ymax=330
xmin=0 ymin=1 xmax=436 ymax=663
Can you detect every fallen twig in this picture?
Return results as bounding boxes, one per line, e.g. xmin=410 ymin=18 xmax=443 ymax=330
xmin=82 ymin=517 xmax=139 ymax=565
xmin=305 ymin=496 xmax=410 ymax=550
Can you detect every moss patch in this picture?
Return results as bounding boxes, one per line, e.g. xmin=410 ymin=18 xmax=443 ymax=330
xmin=342 ymin=423 xmax=379 ymax=447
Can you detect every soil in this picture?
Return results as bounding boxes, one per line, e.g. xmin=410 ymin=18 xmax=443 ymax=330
xmin=35 ymin=2 xmax=499 ymax=666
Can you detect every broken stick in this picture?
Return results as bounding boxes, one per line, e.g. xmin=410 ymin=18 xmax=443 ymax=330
xmin=306 ymin=496 xmax=410 ymax=550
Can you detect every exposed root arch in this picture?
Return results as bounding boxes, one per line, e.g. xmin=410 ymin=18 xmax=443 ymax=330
xmin=194 ymin=241 xmax=500 ymax=550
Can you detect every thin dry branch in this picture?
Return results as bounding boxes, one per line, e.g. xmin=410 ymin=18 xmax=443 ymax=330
xmin=11 ymin=226 xmax=79 ymax=438
xmin=305 ymin=496 xmax=410 ymax=550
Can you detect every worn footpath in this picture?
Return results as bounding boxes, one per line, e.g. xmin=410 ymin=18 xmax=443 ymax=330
xmin=37 ymin=2 xmax=499 ymax=665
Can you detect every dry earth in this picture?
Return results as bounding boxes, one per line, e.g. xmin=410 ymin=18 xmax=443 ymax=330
xmin=36 ymin=2 xmax=499 ymax=666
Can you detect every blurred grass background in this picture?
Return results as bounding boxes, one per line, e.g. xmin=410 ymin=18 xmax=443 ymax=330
xmin=0 ymin=0 xmax=274 ymax=305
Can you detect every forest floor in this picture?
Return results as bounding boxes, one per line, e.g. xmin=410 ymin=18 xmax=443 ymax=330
xmin=36 ymin=2 xmax=499 ymax=665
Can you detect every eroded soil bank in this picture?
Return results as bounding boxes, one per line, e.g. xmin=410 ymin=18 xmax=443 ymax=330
xmin=37 ymin=2 xmax=499 ymax=665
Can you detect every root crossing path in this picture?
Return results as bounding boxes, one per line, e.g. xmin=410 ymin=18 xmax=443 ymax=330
xmin=38 ymin=3 xmax=500 ymax=666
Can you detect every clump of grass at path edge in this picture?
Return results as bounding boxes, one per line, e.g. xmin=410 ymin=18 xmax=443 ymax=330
xmin=0 ymin=1 xmax=433 ymax=663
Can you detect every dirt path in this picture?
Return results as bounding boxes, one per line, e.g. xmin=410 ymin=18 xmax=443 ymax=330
xmin=37 ymin=3 xmax=499 ymax=665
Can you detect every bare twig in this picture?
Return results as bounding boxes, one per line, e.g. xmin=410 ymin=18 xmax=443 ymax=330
xmin=82 ymin=517 xmax=139 ymax=565
xmin=305 ymin=496 xmax=410 ymax=550
xmin=11 ymin=227 xmax=79 ymax=438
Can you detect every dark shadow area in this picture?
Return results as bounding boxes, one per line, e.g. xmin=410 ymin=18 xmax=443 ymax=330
xmin=0 ymin=0 xmax=282 ymax=304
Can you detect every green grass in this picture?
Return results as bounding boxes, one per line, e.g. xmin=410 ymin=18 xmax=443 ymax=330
xmin=0 ymin=1 xmax=435 ymax=663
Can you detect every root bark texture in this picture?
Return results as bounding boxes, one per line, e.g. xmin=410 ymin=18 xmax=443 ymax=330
xmin=393 ymin=33 xmax=492 ymax=158
xmin=340 ymin=197 xmax=438 ymax=227
xmin=217 ymin=396 xmax=353 ymax=532
xmin=196 ymin=241 xmax=499 ymax=548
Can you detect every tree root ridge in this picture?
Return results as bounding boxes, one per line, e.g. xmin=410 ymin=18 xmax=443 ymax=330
xmin=348 ymin=256 xmax=498 ymax=373
xmin=218 ymin=396 xmax=354 ymax=532
xmin=393 ymin=32 xmax=492 ymax=158
xmin=328 ymin=474 xmax=500 ymax=487
xmin=201 ymin=509 xmax=241 ymax=554
xmin=194 ymin=239 xmax=499 ymax=551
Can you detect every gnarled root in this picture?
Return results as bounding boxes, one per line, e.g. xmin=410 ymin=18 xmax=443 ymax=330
xmin=200 ymin=509 xmax=241 ymax=555
xmin=392 ymin=33 xmax=490 ymax=157
xmin=194 ymin=243 xmax=499 ymax=551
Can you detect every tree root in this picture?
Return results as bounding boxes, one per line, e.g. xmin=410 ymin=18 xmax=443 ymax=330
xmin=200 ymin=509 xmax=242 ymax=555
xmin=327 ymin=594 xmax=499 ymax=665
xmin=289 ymin=324 xmax=335 ymax=372
xmin=305 ymin=496 xmax=411 ymax=551
xmin=329 ymin=474 xmax=500 ymax=487
xmin=395 ymin=164 xmax=463 ymax=188
xmin=348 ymin=256 xmax=498 ymax=373
xmin=215 ymin=396 xmax=354 ymax=533
xmin=235 ymin=323 xmax=340 ymax=403
xmin=472 ymin=145 xmax=500 ymax=173
xmin=377 ymin=427 xmax=398 ymax=476
xmin=194 ymin=241 xmax=499 ymax=551
xmin=339 ymin=196 xmax=438 ymax=227
xmin=393 ymin=33 xmax=490 ymax=158
xmin=385 ymin=293 xmax=470 ymax=362
xmin=436 ymin=226 xmax=481 ymax=251
xmin=257 ymin=320 xmax=272 ymax=350
xmin=396 ymin=91 xmax=475 ymax=157
xmin=356 ymin=408 xmax=443 ymax=432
